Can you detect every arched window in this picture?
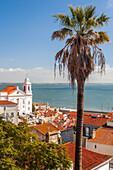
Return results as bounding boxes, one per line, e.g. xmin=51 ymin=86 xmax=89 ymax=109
xmin=24 ymin=86 xmax=26 ymax=92
xmin=28 ymin=86 xmax=30 ymax=92
xmin=11 ymin=112 xmax=14 ymax=116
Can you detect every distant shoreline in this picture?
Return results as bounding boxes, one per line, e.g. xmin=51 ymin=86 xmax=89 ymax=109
xmin=0 ymin=82 xmax=113 ymax=85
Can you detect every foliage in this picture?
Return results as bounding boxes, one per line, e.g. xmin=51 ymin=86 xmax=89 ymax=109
xmin=52 ymin=5 xmax=110 ymax=87
xmin=32 ymin=103 xmax=36 ymax=112
xmin=0 ymin=119 xmax=71 ymax=169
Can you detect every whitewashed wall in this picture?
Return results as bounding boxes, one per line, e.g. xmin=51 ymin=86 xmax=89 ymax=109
xmin=87 ymin=141 xmax=113 ymax=155
xmin=0 ymin=104 xmax=18 ymax=125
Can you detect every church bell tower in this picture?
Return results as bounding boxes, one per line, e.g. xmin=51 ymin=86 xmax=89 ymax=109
xmin=23 ymin=77 xmax=32 ymax=94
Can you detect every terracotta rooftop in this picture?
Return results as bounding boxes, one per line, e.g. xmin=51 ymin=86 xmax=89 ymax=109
xmin=83 ymin=115 xmax=110 ymax=126
xmin=55 ymin=111 xmax=111 ymax=129
xmin=66 ymin=111 xmax=111 ymax=126
xmin=44 ymin=110 xmax=57 ymax=116
xmin=0 ymin=100 xmax=17 ymax=105
xmin=64 ymin=142 xmax=112 ymax=170
xmin=0 ymin=86 xmax=17 ymax=95
xmin=34 ymin=122 xmax=59 ymax=135
xmin=88 ymin=127 xmax=113 ymax=145
xmin=53 ymin=121 xmax=64 ymax=131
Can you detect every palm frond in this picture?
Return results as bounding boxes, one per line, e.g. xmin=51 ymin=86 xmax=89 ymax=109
xmin=96 ymin=13 xmax=110 ymax=27
xmin=84 ymin=5 xmax=96 ymax=20
xmin=53 ymin=13 xmax=73 ymax=28
xmin=90 ymin=31 xmax=110 ymax=44
xmin=68 ymin=5 xmax=76 ymax=21
xmin=66 ymin=37 xmax=75 ymax=44
xmin=51 ymin=28 xmax=73 ymax=40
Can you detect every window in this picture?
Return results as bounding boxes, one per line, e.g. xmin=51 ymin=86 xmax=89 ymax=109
xmin=28 ymin=107 xmax=30 ymax=111
xmin=11 ymin=112 xmax=14 ymax=116
xmin=28 ymin=101 xmax=30 ymax=105
xmin=86 ymin=127 xmax=90 ymax=137
xmin=28 ymin=86 xmax=30 ymax=91
xmin=24 ymin=86 xmax=26 ymax=92
xmin=23 ymin=100 xmax=25 ymax=104
xmin=17 ymin=99 xmax=19 ymax=103
xmin=17 ymin=91 xmax=19 ymax=94
xmin=6 ymin=113 xmax=9 ymax=117
xmin=95 ymin=145 xmax=97 ymax=148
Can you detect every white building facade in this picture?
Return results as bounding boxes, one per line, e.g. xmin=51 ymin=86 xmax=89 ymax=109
xmin=0 ymin=78 xmax=32 ymax=117
xmin=0 ymin=100 xmax=18 ymax=125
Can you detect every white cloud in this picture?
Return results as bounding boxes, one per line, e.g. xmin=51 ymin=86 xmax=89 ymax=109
xmin=87 ymin=64 xmax=113 ymax=83
xmin=0 ymin=65 xmax=113 ymax=83
xmin=107 ymin=0 xmax=113 ymax=8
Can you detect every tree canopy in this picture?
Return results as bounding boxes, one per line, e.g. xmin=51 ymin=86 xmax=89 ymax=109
xmin=52 ymin=5 xmax=110 ymax=86
xmin=0 ymin=119 xmax=71 ymax=169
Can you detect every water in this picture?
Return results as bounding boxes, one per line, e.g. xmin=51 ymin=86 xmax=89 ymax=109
xmin=0 ymin=83 xmax=113 ymax=112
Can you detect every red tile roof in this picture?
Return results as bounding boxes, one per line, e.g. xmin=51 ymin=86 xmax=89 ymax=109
xmin=88 ymin=127 xmax=113 ymax=145
xmin=55 ymin=111 xmax=111 ymax=130
xmin=0 ymin=100 xmax=17 ymax=105
xmin=83 ymin=115 xmax=110 ymax=126
xmin=53 ymin=121 xmax=64 ymax=130
xmin=44 ymin=110 xmax=57 ymax=117
xmin=64 ymin=142 xmax=112 ymax=170
xmin=34 ymin=123 xmax=59 ymax=135
xmin=0 ymin=86 xmax=17 ymax=95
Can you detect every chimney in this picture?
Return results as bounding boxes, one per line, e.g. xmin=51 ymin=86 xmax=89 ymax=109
xmin=91 ymin=129 xmax=96 ymax=139
xmin=84 ymin=138 xmax=87 ymax=148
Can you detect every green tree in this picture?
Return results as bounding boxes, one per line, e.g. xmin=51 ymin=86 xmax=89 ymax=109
xmin=0 ymin=120 xmax=71 ymax=169
xmin=52 ymin=5 xmax=110 ymax=170
xmin=21 ymin=142 xmax=71 ymax=170
xmin=0 ymin=126 xmax=18 ymax=169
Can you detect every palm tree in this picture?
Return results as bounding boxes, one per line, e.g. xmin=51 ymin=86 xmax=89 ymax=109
xmin=51 ymin=5 xmax=110 ymax=170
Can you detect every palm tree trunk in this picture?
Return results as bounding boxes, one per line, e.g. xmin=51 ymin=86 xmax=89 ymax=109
xmin=75 ymin=79 xmax=85 ymax=170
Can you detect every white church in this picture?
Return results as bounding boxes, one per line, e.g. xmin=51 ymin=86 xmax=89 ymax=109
xmin=0 ymin=77 xmax=32 ymax=120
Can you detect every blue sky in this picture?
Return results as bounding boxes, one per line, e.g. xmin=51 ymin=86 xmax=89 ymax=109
xmin=0 ymin=0 xmax=113 ymax=83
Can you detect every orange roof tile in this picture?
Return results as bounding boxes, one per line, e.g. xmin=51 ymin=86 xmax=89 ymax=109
xmin=0 ymin=100 xmax=17 ymax=105
xmin=83 ymin=115 xmax=109 ymax=126
xmin=88 ymin=127 xmax=113 ymax=145
xmin=53 ymin=121 xmax=64 ymax=131
xmin=67 ymin=111 xmax=110 ymax=126
xmin=35 ymin=111 xmax=39 ymax=114
xmin=34 ymin=123 xmax=59 ymax=135
xmin=64 ymin=142 xmax=112 ymax=170
xmin=0 ymin=86 xmax=17 ymax=95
